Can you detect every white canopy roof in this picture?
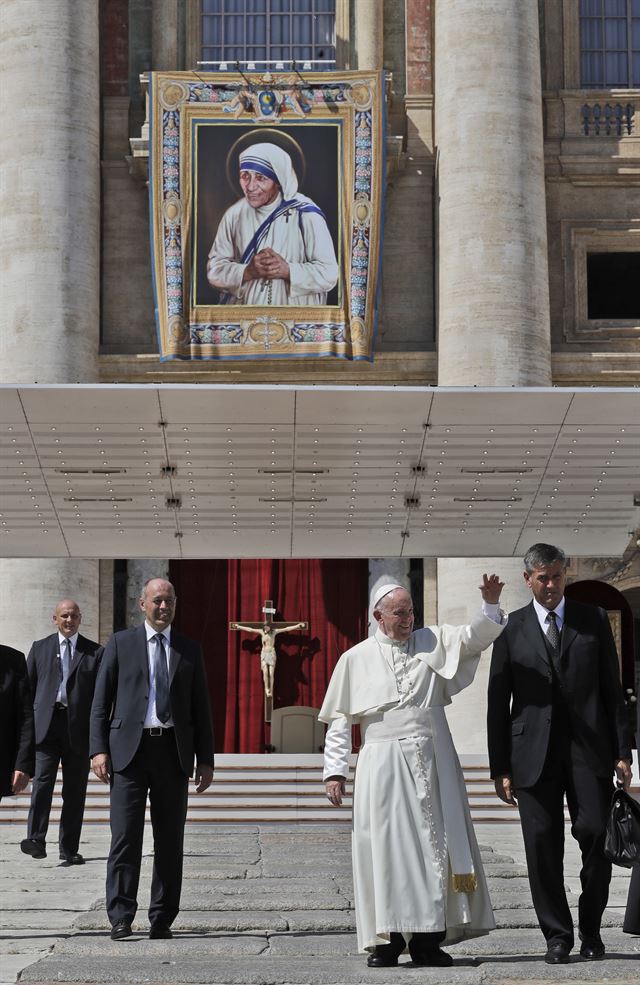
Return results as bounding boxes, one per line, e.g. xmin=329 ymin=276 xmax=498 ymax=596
xmin=1 ymin=385 xmax=638 ymax=559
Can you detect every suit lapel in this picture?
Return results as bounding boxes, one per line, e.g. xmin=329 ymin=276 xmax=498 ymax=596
xmin=522 ymin=603 xmax=552 ymax=669
xmin=168 ymin=632 xmax=182 ymax=685
xmin=48 ymin=635 xmax=62 ymax=696
xmin=137 ymin=624 xmax=150 ymax=684
xmin=560 ymin=599 xmax=579 ymax=657
xmin=67 ymin=634 xmax=86 ymax=679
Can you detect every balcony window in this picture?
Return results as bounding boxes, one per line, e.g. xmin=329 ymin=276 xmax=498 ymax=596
xmin=200 ymin=0 xmax=336 ymax=71
xmin=580 ymin=0 xmax=640 ymax=87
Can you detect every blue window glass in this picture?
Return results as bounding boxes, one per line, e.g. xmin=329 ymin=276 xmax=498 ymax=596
xmin=200 ymin=0 xmax=336 ymax=69
xmin=605 ymin=50 xmax=629 ymax=82
xmin=580 ymin=0 xmax=639 ymax=87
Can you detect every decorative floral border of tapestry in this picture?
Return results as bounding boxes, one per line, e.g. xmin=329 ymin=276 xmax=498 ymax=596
xmin=149 ymin=70 xmax=384 ymax=362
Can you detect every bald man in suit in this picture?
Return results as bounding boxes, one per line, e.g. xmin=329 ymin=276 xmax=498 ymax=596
xmin=90 ymin=578 xmax=214 ymax=941
xmin=21 ymin=600 xmax=102 ymax=864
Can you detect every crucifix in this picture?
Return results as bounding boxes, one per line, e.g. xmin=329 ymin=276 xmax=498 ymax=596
xmin=230 ymin=600 xmax=308 ymax=721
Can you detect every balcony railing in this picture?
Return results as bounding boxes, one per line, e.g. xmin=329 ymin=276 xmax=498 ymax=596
xmin=581 ymin=102 xmax=635 ymax=136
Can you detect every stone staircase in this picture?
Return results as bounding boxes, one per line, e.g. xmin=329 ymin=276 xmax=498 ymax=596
xmin=0 ymin=754 xmax=524 ymax=824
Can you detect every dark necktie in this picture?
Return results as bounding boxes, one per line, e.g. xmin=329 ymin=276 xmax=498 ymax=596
xmin=153 ymin=633 xmax=171 ymax=724
xmin=546 ymin=611 xmax=560 ymax=650
xmin=59 ymin=638 xmax=71 ymax=706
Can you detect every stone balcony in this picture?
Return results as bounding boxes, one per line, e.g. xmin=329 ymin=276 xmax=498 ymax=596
xmin=544 ymin=88 xmax=640 ymax=183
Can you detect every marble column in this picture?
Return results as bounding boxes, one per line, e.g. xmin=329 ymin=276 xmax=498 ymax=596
xmin=126 ymin=560 xmax=170 ymax=628
xmin=438 ymin=557 xmax=531 ymax=756
xmin=0 ymin=560 xmax=101 ymax=657
xmin=435 ymin=0 xmax=551 ymax=386
xmin=0 ymin=0 xmax=101 ymax=650
xmin=354 ymin=0 xmax=384 ymax=70
xmin=152 ymin=0 xmax=179 ymax=71
xmin=0 ymin=0 xmax=100 ymax=383
xmin=433 ymin=0 xmax=551 ymax=757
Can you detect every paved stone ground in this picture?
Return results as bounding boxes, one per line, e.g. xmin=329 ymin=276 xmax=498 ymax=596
xmin=1 ymin=822 xmax=638 ymax=985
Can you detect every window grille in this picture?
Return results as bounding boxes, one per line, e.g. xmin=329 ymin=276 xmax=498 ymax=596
xmin=200 ymin=0 xmax=336 ymax=71
xmin=580 ymin=0 xmax=640 ymax=88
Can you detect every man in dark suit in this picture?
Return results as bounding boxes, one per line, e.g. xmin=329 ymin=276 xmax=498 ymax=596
xmin=0 ymin=645 xmax=34 ymax=801
xmin=623 ymin=694 xmax=639 ymax=935
xmin=90 ymin=577 xmax=214 ymax=942
xmin=487 ymin=543 xmax=632 ymax=964
xmin=21 ymin=599 xmax=103 ymax=864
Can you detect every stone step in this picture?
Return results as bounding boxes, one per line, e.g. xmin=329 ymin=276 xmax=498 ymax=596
xmin=0 ymin=754 xmax=525 ymax=825
xmin=19 ymin=935 xmax=640 ymax=985
xmin=4 ymin=754 xmax=635 ymax=826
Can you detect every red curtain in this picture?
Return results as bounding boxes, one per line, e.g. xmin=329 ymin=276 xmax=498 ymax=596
xmin=170 ymin=559 xmax=367 ymax=752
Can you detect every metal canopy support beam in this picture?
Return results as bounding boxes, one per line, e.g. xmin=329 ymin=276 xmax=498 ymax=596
xmin=0 ymin=385 xmax=638 ymax=560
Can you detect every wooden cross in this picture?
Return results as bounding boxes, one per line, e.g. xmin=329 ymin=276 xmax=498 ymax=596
xmin=230 ymin=599 xmax=308 ymax=722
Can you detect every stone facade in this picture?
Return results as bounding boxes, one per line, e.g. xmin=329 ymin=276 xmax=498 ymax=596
xmin=1 ymin=0 xmax=638 ymax=737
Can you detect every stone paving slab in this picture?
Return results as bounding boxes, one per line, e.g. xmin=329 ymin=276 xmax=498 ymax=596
xmin=0 ymin=912 xmax=84 ymax=930
xmin=266 ymin=932 xmax=358 ymax=955
xmin=492 ymin=908 xmax=622 ymax=929
xmin=477 ymin=865 xmax=529 ymax=879
xmin=19 ymin=955 xmax=484 ymax=984
xmin=449 ymin=928 xmax=640 ymax=956
xmin=0 ymin=932 xmax=62 ymax=951
xmin=4 ymin=821 xmax=638 ymax=985
xmin=179 ymin=864 xmax=258 ymax=879
xmin=50 ymin=933 xmax=269 ymax=956
xmin=19 ymin=953 xmax=640 ymax=985
xmin=1 ymin=892 xmax=101 ymax=911
xmin=182 ymin=850 xmax=262 ymax=863
xmin=72 ymin=909 xmax=358 ymax=933
xmin=20 ymin=952 xmax=640 ymax=985
xmin=73 ymin=911 xmax=290 ymax=933
xmin=484 ymin=878 xmax=532 ymax=892
xmin=160 ymin=876 xmax=342 ymax=892
xmin=89 ymin=890 xmax=349 ymax=911
xmin=259 ymin=862 xmax=352 ymax=877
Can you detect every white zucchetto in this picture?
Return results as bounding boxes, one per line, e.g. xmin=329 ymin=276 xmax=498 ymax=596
xmin=371 ymin=583 xmax=408 ymax=610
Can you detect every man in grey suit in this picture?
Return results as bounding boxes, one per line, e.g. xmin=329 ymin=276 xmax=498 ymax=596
xmin=21 ymin=599 xmax=103 ymax=864
xmin=90 ymin=578 xmax=214 ymax=942
xmin=488 ymin=543 xmax=631 ymax=964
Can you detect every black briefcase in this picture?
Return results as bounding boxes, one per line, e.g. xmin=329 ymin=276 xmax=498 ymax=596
xmin=604 ymin=788 xmax=640 ymax=868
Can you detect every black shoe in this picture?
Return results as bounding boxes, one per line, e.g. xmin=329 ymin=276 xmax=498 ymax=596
xmin=367 ymin=935 xmax=405 ymax=967
xmin=149 ymin=923 xmax=173 ymax=940
xmin=410 ymin=947 xmax=453 ymax=968
xmin=579 ymin=935 xmax=605 ymax=960
xmin=21 ymin=838 xmax=46 ymax=859
xmin=110 ymin=920 xmax=133 ymax=941
xmin=544 ymin=942 xmax=571 ymax=964
xmin=60 ymin=852 xmax=84 ymax=865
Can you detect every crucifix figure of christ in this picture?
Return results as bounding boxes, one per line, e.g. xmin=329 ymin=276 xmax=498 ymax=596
xmin=230 ymin=600 xmax=307 ymax=720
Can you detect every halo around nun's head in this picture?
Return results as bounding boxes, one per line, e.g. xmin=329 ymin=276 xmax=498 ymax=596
xmin=238 ymin=142 xmax=299 ymax=200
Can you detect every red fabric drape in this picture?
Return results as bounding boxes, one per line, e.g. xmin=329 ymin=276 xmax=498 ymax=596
xmin=170 ymin=559 xmax=367 ymax=752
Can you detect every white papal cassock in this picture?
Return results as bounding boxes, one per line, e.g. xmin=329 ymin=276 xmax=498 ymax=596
xmin=319 ymin=608 xmax=506 ymax=953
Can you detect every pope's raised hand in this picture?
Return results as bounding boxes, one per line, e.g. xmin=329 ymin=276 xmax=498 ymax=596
xmin=479 ymin=573 xmax=504 ymax=604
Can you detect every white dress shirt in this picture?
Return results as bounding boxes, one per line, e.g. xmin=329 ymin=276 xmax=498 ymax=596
xmin=143 ymin=623 xmax=174 ymax=728
xmin=56 ymin=631 xmax=78 ymax=705
xmin=532 ymin=596 xmax=565 ymax=634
